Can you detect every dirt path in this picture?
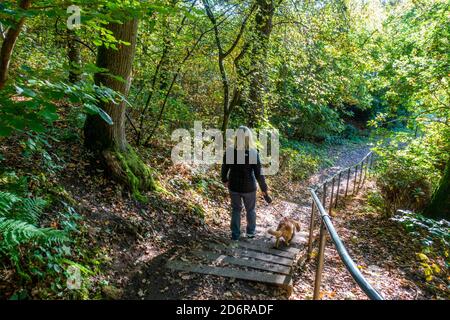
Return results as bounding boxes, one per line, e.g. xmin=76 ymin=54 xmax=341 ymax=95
xmin=265 ymin=142 xmax=374 ymax=299
xmin=120 ymin=142 xmax=374 ymax=300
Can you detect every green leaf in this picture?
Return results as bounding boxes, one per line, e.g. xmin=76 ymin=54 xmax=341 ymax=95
xmin=416 ymin=253 xmax=429 ymax=262
xmin=93 ymin=39 xmax=103 ymax=46
xmin=27 ymin=120 xmax=45 ymax=133
xmin=83 ymin=104 xmax=113 ymax=125
xmin=39 ymin=104 xmax=58 ymax=122
xmin=84 ymin=103 xmax=99 ymax=115
xmin=98 ymin=108 xmax=113 ymax=125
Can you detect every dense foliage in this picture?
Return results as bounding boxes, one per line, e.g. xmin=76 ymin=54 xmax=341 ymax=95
xmin=0 ymin=0 xmax=448 ymax=299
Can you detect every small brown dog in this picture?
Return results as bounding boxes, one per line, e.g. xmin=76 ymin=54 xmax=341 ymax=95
xmin=268 ymin=217 xmax=301 ymax=248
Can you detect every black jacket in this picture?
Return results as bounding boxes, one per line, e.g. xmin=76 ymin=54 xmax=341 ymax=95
xmin=221 ymin=148 xmax=268 ymax=193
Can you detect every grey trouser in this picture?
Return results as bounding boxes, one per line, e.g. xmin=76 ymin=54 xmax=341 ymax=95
xmin=229 ymin=191 xmax=256 ymax=240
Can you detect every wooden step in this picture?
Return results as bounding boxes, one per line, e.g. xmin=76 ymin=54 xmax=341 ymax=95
xmin=167 ymin=260 xmax=292 ymax=294
xmin=236 ymin=241 xmax=298 ymax=259
xmin=193 ymin=250 xmax=292 ymax=275
xmin=206 ymin=243 xmax=294 ymax=266
xmin=241 ymin=237 xmax=302 ymax=254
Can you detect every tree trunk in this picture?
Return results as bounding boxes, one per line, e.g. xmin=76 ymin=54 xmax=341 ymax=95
xmin=424 ymin=159 xmax=450 ymax=220
xmin=67 ymin=31 xmax=82 ymax=83
xmin=202 ymin=0 xmax=254 ymax=133
xmin=0 ymin=0 xmax=32 ymax=90
xmin=84 ymin=19 xmax=159 ymax=200
xmin=245 ymin=0 xmax=274 ymax=127
xmin=84 ymin=19 xmax=138 ymax=151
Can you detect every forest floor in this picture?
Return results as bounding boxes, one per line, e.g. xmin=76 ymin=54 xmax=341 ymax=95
xmin=2 ymin=137 xmax=448 ymax=299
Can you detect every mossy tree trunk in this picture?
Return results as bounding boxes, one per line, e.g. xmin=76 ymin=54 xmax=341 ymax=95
xmin=246 ymin=0 xmax=275 ymax=128
xmin=67 ymin=30 xmax=82 ymax=83
xmin=424 ymin=159 xmax=450 ymax=220
xmin=84 ymin=18 xmax=158 ymax=200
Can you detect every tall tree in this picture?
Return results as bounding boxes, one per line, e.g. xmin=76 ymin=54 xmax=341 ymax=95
xmin=84 ymin=18 xmax=158 ymax=199
xmin=202 ymin=0 xmax=254 ymax=132
xmin=244 ymin=0 xmax=278 ymax=127
xmin=67 ymin=31 xmax=82 ymax=83
xmin=0 ymin=0 xmax=32 ymax=90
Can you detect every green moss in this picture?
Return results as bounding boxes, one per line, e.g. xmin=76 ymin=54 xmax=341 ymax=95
xmin=47 ymin=186 xmax=77 ymax=207
xmin=113 ymin=145 xmax=165 ymax=202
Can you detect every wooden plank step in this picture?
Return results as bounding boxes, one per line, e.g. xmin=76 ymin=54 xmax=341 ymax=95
xmin=236 ymin=241 xmax=297 ymax=259
xmin=207 ymin=243 xmax=294 ymax=267
xmin=193 ymin=250 xmax=292 ymax=275
xmin=167 ymin=260 xmax=292 ymax=293
xmin=246 ymin=238 xmax=302 ymax=253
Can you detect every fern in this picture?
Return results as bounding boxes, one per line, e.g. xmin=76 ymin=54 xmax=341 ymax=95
xmin=0 ymin=191 xmax=20 ymax=215
xmin=0 ymin=191 xmax=47 ymax=223
xmin=0 ymin=191 xmax=68 ymax=274
xmin=15 ymin=197 xmax=47 ymax=224
xmin=0 ymin=218 xmax=67 ymax=247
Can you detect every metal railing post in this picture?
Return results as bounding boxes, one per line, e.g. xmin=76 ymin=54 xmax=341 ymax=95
xmin=345 ymin=167 xmax=350 ymax=197
xmin=335 ymin=172 xmax=341 ymax=208
xmin=329 ymin=177 xmax=335 ymax=215
xmin=307 ymin=200 xmax=316 ymax=257
xmin=362 ymin=156 xmax=369 ymax=187
xmin=358 ymin=158 xmax=364 ymax=190
xmin=313 ymin=220 xmax=327 ymax=300
xmin=368 ymin=152 xmax=374 ymax=176
xmin=353 ymin=164 xmax=358 ymax=194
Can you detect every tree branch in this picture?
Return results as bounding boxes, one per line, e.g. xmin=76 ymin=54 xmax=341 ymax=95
xmin=222 ymin=4 xmax=256 ymax=58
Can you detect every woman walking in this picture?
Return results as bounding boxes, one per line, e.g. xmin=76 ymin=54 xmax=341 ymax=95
xmin=221 ymin=126 xmax=269 ymax=241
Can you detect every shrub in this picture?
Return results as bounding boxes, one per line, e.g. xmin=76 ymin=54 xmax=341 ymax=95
xmin=0 ymin=171 xmax=97 ymax=299
xmin=374 ymin=127 xmax=445 ymax=217
xmin=324 ymin=124 xmax=363 ymax=145
xmin=392 ymin=210 xmax=449 ymax=283
xmin=281 ymin=148 xmax=320 ymax=181
xmin=376 ymin=155 xmax=433 ymax=216
xmin=274 ymin=103 xmax=345 ymax=142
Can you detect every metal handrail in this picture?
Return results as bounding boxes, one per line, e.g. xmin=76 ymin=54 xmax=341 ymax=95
xmin=310 ymin=188 xmax=383 ymax=300
xmin=312 ymin=151 xmax=373 ymax=193
xmin=307 ymin=151 xmax=384 ymax=300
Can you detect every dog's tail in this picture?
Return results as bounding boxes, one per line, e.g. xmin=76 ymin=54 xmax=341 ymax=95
xmin=293 ymin=221 xmax=301 ymax=232
xmin=268 ymin=229 xmax=282 ymax=237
